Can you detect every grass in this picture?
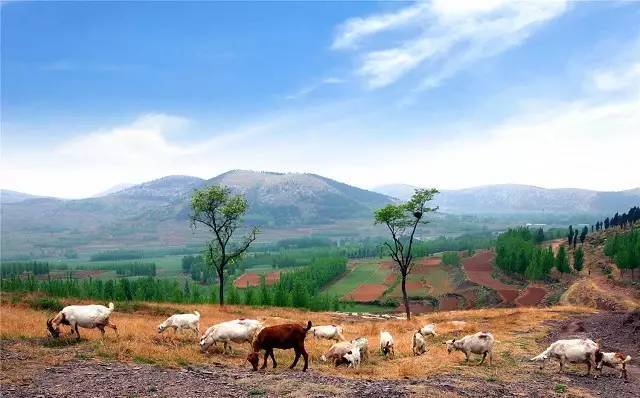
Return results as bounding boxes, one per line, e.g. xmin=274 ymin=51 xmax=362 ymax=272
xmin=322 ymin=259 xmax=389 ymax=298
xmin=0 ymin=298 xmax=594 ymax=381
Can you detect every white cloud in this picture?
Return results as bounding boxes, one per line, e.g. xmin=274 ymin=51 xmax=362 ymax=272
xmin=333 ymin=1 xmax=567 ymax=89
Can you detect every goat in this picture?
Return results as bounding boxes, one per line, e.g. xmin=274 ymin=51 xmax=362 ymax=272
xmin=350 ymin=337 xmax=369 ymax=362
xmin=445 ymin=332 xmax=495 ymax=365
xmin=530 ymin=338 xmax=599 ymax=377
xmin=419 ymin=323 xmax=437 ymax=337
xmin=199 ymin=319 xmax=262 ymax=354
xmin=343 ymin=346 xmax=361 ymax=368
xmin=320 ymin=341 xmax=353 ymax=365
xmin=412 ymin=330 xmax=428 ymax=355
xmin=247 ymin=321 xmax=312 ymax=372
xmin=379 ymin=331 xmax=395 ymax=357
xmin=157 ymin=311 xmax=200 ymax=336
xmin=308 ymin=325 xmax=345 ymax=341
xmin=596 ymin=351 xmax=631 ymax=380
xmin=46 ymin=303 xmax=117 ymax=339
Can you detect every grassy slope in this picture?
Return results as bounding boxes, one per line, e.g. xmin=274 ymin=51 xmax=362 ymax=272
xmin=0 ymin=298 xmax=594 ymax=382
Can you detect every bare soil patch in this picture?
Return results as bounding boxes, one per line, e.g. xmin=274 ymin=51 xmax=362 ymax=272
xmin=343 ymin=284 xmax=387 ymax=302
xmin=234 ymin=271 xmax=280 ymax=288
xmin=515 ymin=286 xmax=547 ymax=306
xmin=384 ymin=274 xmax=397 ymax=286
xmin=437 ymin=296 xmax=460 ymax=311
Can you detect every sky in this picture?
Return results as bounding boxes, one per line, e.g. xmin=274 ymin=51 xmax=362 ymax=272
xmin=1 ymin=1 xmax=639 ymax=198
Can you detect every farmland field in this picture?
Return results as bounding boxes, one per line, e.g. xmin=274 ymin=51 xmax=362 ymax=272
xmin=321 ymin=259 xmax=390 ymax=299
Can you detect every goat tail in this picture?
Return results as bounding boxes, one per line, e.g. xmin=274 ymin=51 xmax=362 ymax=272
xmin=107 ymin=302 xmax=115 ymax=311
xmin=622 ymin=355 xmax=632 ymax=364
xmin=531 ymin=346 xmax=551 ymax=361
xmin=193 ymin=310 xmax=200 ymax=317
xmin=304 ymin=320 xmax=312 ymax=332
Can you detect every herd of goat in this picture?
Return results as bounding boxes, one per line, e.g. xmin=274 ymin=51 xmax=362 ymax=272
xmin=44 ymin=302 xmax=632 ymax=380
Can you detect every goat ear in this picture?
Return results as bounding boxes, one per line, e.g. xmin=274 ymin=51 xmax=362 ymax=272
xmin=452 ymin=339 xmax=456 ymax=343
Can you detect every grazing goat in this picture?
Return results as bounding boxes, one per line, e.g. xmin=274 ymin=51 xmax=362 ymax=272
xmin=308 ymin=324 xmax=345 ymax=341
xmin=321 ymin=341 xmax=353 ymax=365
xmin=247 ymin=321 xmax=312 ymax=372
xmin=350 ymin=337 xmax=369 ymax=362
xmin=419 ymin=323 xmax=437 ymax=337
xmin=199 ymin=319 xmax=262 ymax=354
xmin=379 ymin=331 xmax=395 ymax=357
xmin=46 ymin=303 xmax=117 ymax=339
xmin=596 ymin=351 xmax=631 ymax=380
xmin=157 ymin=311 xmax=200 ymax=336
xmin=445 ymin=332 xmax=495 ymax=365
xmin=343 ymin=346 xmax=361 ymax=368
xmin=530 ymin=338 xmax=599 ymax=377
xmin=412 ymin=331 xmax=428 ymax=356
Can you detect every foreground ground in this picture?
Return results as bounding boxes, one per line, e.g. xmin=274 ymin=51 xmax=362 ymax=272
xmin=1 ymin=299 xmax=638 ymax=397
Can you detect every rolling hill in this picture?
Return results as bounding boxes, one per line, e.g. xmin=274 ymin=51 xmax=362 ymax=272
xmin=373 ymin=184 xmax=640 ymax=214
xmin=0 ymin=171 xmax=393 ymax=258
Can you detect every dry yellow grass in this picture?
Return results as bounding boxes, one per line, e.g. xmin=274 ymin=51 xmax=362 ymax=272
xmin=0 ymin=299 xmax=595 ymax=382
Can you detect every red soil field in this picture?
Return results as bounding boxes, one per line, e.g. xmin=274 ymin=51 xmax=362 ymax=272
xmin=384 ymin=274 xmax=397 ymax=285
xmin=462 ymin=251 xmax=548 ymax=306
xmin=378 ymin=261 xmax=394 ymax=270
xmin=233 ymin=271 xmax=280 ymax=288
xmin=413 ymin=257 xmax=442 ymax=273
xmin=73 ymin=270 xmax=105 ymax=278
xmin=343 ymin=284 xmax=388 ymax=302
xmin=438 ymin=296 xmax=460 ymax=311
xmin=462 ymin=251 xmax=519 ymax=304
xmin=405 ymin=281 xmax=422 ymax=290
xmin=515 ymin=286 xmax=548 ymax=306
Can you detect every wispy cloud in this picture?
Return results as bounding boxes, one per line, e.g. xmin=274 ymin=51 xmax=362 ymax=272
xmin=332 ymin=0 xmax=568 ymax=89
xmin=284 ymin=77 xmax=345 ymax=100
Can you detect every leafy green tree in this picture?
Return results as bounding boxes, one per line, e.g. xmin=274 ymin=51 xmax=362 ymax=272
xmin=190 ymin=185 xmax=259 ymax=306
xmin=374 ymin=188 xmax=439 ymax=320
xmin=535 ymin=228 xmax=545 ymax=244
xmin=573 ymin=247 xmax=584 ymax=272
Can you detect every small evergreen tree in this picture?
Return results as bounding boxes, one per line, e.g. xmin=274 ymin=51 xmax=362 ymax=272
xmin=556 ymin=246 xmax=570 ymax=274
xmin=574 ymin=247 xmax=584 ymax=272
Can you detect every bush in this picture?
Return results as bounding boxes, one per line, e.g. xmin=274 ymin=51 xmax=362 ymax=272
xmin=27 ymin=297 xmax=63 ymax=312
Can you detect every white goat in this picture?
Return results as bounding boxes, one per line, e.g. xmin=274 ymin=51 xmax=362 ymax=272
xmin=445 ymin=332 xmax=495 ymax=365
xmin=308 ymin=325 xmax=345 ymax=341
xmin=350 ymin=337 xmax=369 ymax=362
xmin=46 ymin=303 xmax=117 ymax=339
xmin=596 ymin=351 xmax=631 ymax=379
xmin=412 ymin=331 xmax=428 ymax=356
xmin=419 ymin=323 xmax=437 ymax=337
xmin=199 ymin=319 xmax=262 ymax=354
xmin=320 ymin=341 xmax=353 ymax=365
xmin=530 ymin=339 xmax=599 ymax=376
xmin=157 ymin=311 xmax=200 ymax=336
xmin=379 ymin=331 xmax=395 ymax=357
xmin=343 ymin=346 xmax=361 ymax=368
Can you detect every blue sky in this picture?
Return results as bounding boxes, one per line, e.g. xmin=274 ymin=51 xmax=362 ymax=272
xmin=2 ymin=1 xmax=639 ymax=198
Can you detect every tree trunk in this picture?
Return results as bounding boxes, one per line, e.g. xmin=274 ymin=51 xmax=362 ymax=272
xmin=401 ymin=274 xmax=411 ymax=320
xmin=218 ymin=270 xmax=225 ymax=306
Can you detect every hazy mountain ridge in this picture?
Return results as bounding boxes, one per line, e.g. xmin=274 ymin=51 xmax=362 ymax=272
xmin=373 ymin=183 xmax=640 ymax=214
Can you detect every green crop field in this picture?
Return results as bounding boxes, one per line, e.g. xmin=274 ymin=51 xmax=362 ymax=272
xmin=322 ymin=259 xmax=389 ymax=298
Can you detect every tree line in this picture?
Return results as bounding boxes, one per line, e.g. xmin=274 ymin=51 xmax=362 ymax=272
xmin=592 ymin=206 xmax=639 ymax=232
xmin=495 ymin=227 xmax=574 ymax=280
xmin=229 ymin=256 xmax=346 ymax=311
xmin=604 ymin=229 xmax=639 ymax=279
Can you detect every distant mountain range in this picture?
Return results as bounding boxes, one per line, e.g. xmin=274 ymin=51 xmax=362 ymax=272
xmin=2 ymin=171 xmax=638 ymax=258
xmin=373 ymin=184 xmax=640 ymax=214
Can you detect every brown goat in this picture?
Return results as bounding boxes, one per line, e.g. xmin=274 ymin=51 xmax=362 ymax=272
xmin=247 ymin=321 xmax=312 ymax=372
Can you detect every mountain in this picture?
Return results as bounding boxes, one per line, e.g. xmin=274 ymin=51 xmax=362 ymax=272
xmin=372 ymin=184 xmax=419 ymax=201
xmin=0 ymin=171 xmax=393 ymax=258
xmin=0 ymin=190 xmax=50 ymax=204
xmin=92 ymin=183 xmax=136 ymax=197
xmin=373 ymin=184 xmax=640 ymax=214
